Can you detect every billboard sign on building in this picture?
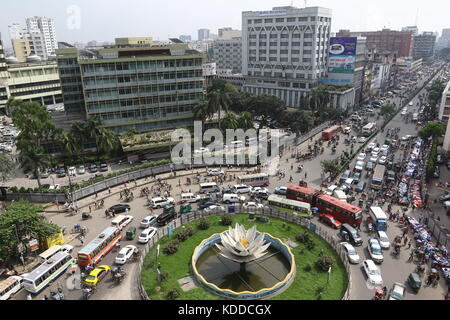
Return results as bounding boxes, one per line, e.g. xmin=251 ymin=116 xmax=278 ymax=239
xmin=328 ymin=37 xmax=357 ymax=74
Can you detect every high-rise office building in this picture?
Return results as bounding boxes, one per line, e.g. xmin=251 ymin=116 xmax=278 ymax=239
xmin=242 ymin=6 xmax=332 ymax=108
xmin=56 ymin=39 xmax=205 ymax=134
xmin=213 ymin=37 xmax=242 ymax=74
xmin=0 ymin=35 xmax=9 ymax=108
xmin=26 ymin=17 xmax=57 ymax=60
xmin=413 ymin=32 xmax=436 ymax=60
xmin=198 ymin=29 xmax=210 ymax=41
xmin=437 ymin=28 xmax=450 ymax=49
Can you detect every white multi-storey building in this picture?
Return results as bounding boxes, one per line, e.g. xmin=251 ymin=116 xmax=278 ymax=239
xmin=241 ymin=6 xmax=332 ymax=108
xmin=198 ymin=29 xmax=210 ymax=41
xmin=26 ymin=16 xmax=57 ymax=60
xmin=213 ymin=37 xmax=242 ymax=74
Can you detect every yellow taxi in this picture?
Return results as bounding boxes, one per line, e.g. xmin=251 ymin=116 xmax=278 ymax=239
xmin=84 ymin=265 xmax=110 ymax=286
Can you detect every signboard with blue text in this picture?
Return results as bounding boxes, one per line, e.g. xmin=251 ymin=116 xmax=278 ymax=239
xmin=328 ymin=37 xmax=357 ymax=74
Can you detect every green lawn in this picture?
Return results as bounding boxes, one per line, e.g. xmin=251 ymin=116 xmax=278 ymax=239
xmin=141 ymin=214 xmax=348 ymax=300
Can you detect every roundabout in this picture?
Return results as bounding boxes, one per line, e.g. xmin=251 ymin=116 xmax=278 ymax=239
xmin=140 ymin=214 xmax=348 ymax=300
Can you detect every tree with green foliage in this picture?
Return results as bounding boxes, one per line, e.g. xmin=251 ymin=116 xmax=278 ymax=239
xmin=18 ymin=145 xmax=50 ymax=188
xmin=0 ymin=200 xmax=60 ymax=263
xmin=287 ymin=110 xmax=314 ymax=135
xmin=321 ymin=159 xmax=340 ymax=178
xmin=208 ymin=89 xmax=231 ymax=128
xmin=193 ymin=98 xmax=215 ymax=123
xmin=237 ymin=111 xmax=255 ymax=130
xmin=310 ymin=87 xmax=330 ymax=110
xmin=247 ymin=94 xmax=286 ymax=127
xmin=221 ymin=112 xmax=239 ymax=130
xmin=0 ymin=154 xmax=15 ymax=183
xmin=418 ymin=122 xmax=445 ymax=139
xmin=380 ymin=104 xmax=396 ymax=119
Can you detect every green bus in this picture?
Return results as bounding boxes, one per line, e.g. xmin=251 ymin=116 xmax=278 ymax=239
xmin=268 ymin=195 xmax=312 ymax=218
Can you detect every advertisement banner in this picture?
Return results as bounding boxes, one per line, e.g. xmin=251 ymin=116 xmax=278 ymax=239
xmin=28 ymin=239 xmax=39 ymax=252
xmin=328 ymin=37 xmax=357 ymax=74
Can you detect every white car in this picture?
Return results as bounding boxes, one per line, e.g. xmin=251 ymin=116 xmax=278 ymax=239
xmin=372 ymin=147 xmax=380 ymax=154
xmin=325 ymin=185 xmax=339 ymax=196
xmin=389 ymin=282 xmax=406 ymax=300
xmin=204 ymin=205 xmax=226 ymax=213
xmin=378 ymin=156 xmax=387 ymax=165
xmin=274 ymin=186 xmax=287 ymax=195
xmin=341 ymin=242 xmax=360 ymax=264
xmin=368 ymin=239 xmax=384 ymax=264
xmin=358 ymin=137 xmax=367 ymax=143
xmin=250 ymin=187 xmax=269 ymax=195
xmin=355 ymin=161 xmax=364 ymax=172
xmin=377 ymin=231 xmax=390 ymax=249
xmin=370 ymin=156 xmax=379 ymax=163
xmin=356 ymin=153 xmax=366 ymax=161
xmin=401 ymin=135 xmax=413 ymax=141
xmin=68 ymin=166 xmax=76 ymax=177
xmin=207 ymin=168 xmax=224 ymax=176
xmin=362 ymin=259 xmax=383 ymax=287
xmin=367 ymin=143 xmax=376 ymax=151
xmin=77 ymin=165 xmax=86 ymax=174
xmin=140 ymin=215 xmax=157 ymax=228
xmin=380 ymin=145 xmax=389 ymax=152
xmin=115 ymin=245 xmax=137 ymax=265
xmin=409 ymin=102 xmax=413 ymax=106
xmin=150 ymin=197 xmax=175 ymax=209
xmin=243 ymin=202 xmax=265 ymax=212
xmin=138 ymin=227 xmax=158 ymax=244
xmin=194 ymin=147 xmax=210 ymax=154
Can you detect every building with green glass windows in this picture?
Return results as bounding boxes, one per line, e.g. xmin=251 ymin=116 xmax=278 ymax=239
xmin=56 ymin=39 xmax=205 ymax=134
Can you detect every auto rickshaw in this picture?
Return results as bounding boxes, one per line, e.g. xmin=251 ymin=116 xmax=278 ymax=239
xmin=407 ymin=272 xmax=422 ymax=293
xmin=180 ymin=202 xmax=192 ymax=214
xmin=125 ymin=226 xmax=137 ymax=240
xmin=163 ymin=204 xmax=176 ymax=215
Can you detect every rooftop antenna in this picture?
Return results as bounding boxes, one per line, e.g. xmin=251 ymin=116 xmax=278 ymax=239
xmin=415 ymin=8 xmax=419 ymax=28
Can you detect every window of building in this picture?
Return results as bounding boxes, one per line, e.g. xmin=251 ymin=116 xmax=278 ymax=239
xmin=270 ymin=34 xmax=278 ymax=38
xmin=254 ymin=19 xmax=262 ymax=23
xmin=280 ymin=49 xmax=288 ymax=54
xmin=264 ymin=19 xmax=273 ymax=23
xmin=287 ymin=18 xmax=296 ymax=22
xmin=280 ymin=42 xmax=289 ymax=46
xmin=275 ymin=18 xmax=285 ymax=22
xmin=281 ymin=34 xmax=289 ymax=38
xmin=270 ymin=42 xmax=278 ymax=46
xmin=259 ymin=34 xmax=267 ymax=39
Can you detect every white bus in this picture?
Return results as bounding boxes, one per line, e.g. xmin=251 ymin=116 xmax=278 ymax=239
xmin=362 ymin=122 xmax=377 ymax=137
xmin=369 ymin=207 xmax=388 ymax=231
xmin=237 ymin=173 xmax=269 ymax=187
xmin=371 ymin=165 xmax=386 ymax=190
xmin=0 ymin=276 xmax=23 ymax=300
xmin=22 ymin=251 xmax=75 ymax=294
xmin=38 ymin=244 xmax=73 ymax=263
xmin=268 ymin=195 xmax=312 ymax=217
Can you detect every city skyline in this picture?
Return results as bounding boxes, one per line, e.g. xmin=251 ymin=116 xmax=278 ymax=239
xmin=1 ymin=0 xmax=449 ymax=48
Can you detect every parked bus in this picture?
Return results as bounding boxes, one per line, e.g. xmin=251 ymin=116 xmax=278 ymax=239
xmin=362 ymin=122 xmax=377 ymax=137
xmin=268 ymin=195 xmax=312 ymax=217
xmin=38 ymin=244 xmax=73 ymax=263
xmin=322 ymin=125 xmax=342 ymax=141
xmin=371 ymin=165 xmax=386 ymax=190
xmin=22 ymin=251 xmax=74 ymax=294
xmin=77 ymin=227 xmax=122 ymax=267
xmin=287 ymin=184 xmax=362 ymax=227
xmin=315 ymin=194 xmax=362 ymax=227
xmin=369 ymin=207 xmax=388 ymax=231
xmin=238 ymin=173 xmax=269 ymax=187
xmin=0 ymin=276 xmax=22 ymax=300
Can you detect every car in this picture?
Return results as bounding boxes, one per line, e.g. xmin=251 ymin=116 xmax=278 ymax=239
xmin=377 ymin=231 xmax=390 ymax=250
xmin=250 ymin=186 xmax=269 ymax=194
xmin=355 ymin=181 xmax=366 ymax=193
xmin=77 ymin=165 xmax=86 ymax=174
xmin=319 ymin=214 xmax=342 ymax=229
xmin=100 ymin=163 xmax=108 ymax=172
xmin=85 ymin=265 xmax=111 ymax=286
xmin=341 ymin=242 xmax=360 ymax=264
xmin=401 ymin=111 xmax=407 ymax=116
xmin=352 ymin=172 xmax=361 ymax=184
xmin=401 ymin=135 xmax=413 ymax=141
xmin=362 ymin=260 xmax=383 ymax=287
xmin=140 ymin=215 xmax=157 ymax=228
xmin=368 ymin=239 xmax=384 ymax=264
xmin=366 ymin=161 xmax=375 ymax=171
xmin=370 ymin=155 xmax=378 ymax=163
xmin=89 ymin=164 xmax=98 ymax=173
xmin=107 ymin=204 xmax=130 ymax=214
xmin=325 ymin=185 xmax=339 ymax=196
xmin=378 ymin=156 xmax=387 ymax=165
xmin=388 ymin=283 xmax=406 ymax=300
xmin=138 ymin=227 xmax=158 ymax=244
xmin=68 ymin=166 xmax=76 ymax=177
xmin=207 ymin=168 xmax=224 ymax=176
xmin=243 ymin=202 xmax=265 ymax=212
xmin=57 ymin=168 xmax=67 ymax=178
xmin=343 ymin=126 xmax=351 ymax=134
xmin=409 ymin=102 xmax=413 ymax=106
xmin=355 ymin=161 xmax=364 ymax=172
xmin=439 ymin=193 xmax=450 ymax=203
xmin=372 ymin=147 xmax=380 ymax=154
xmin=356 ymin=153 xmax=366 ymax=162
xmin=274 ymin=186 xmax=287 ymax=195
xmin=199 ymin=201 xmax=221 ymax=209
xmin=358 ymin=137 xmax=367 ymax=143
xmin=437 ymin=154 xmax=444 ymax=164
xmin=150 ymin=197 xmax=175 ymax=209
xmin=204 ymin=205 xmax=226 ymax=213
xmin=367 ymin=143 xmax=376 ymax=152
xmin=340 ymin=170 xmax=351 ymax=184
xmin=115 ymin=245 xmax=137 ymax=265
xmin=380 ymin=145 xmax=389 ymax=153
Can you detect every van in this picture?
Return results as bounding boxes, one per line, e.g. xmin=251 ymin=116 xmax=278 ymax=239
xmin=223 ymin=194 xmax=245 ymax=204
xmin=351 ymin=114 xmax=362 ymax=122
xmin=334 ymin=190 xmax=348 ymax=202
xmin=181 ymin=193 xmax=201 ymax=203
xmin=38 ymin=244 xmax=73 ymax=263
xmin=232 ymin=184 xmax=251 ymax=194
xmin=340 ymin=224 xmax=363 ymax=246
xmin=111 ymin=215 xmax=134 ymax=230
xmin=199 ymin=182 xmax=220 ymax=194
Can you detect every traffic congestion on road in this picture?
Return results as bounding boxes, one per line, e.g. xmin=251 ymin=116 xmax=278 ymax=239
xmin=2 ymin=61 xmax=449 ymax=302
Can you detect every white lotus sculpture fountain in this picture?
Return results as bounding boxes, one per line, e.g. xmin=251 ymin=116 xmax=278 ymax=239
xmin=215 ymin=223 xmax=271 ymax=264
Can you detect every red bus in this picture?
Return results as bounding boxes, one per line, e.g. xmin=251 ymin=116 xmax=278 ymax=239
xmin=287 ymin=184 xmax=318 ymax=204
xmin=315 ymin=194 xmax=362 ymax=227
xmin=287 ymin=184 xmax=362 ymax=227
xmin=322 ymin=125 xmax=342 ymax=141
xmin=77 ymin=227 xmax=122 ymax=267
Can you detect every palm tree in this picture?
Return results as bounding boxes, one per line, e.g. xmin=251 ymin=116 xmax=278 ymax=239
xmin=222 ymin=112 xmax=239 ymax=130
xmin=19 ymin=145 xmax=50 ymax=188
xmin=97 ymin=127 xmax=118 ymax=155
xmin=60 ymin=132 xmax=79 ymax=160
xmin=238 ymin=112 xmax=254 ymax=130
xmin=310 ymin=87 xmax=330 ymax=111
xmin=193 ymin=98 xmax=214 ymax=122
xmin=208 ymin=89 xmax=231 ymax=128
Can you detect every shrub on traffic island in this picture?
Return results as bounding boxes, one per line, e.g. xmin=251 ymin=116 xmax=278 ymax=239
xmin=197 ymin=218 xmax=210 ymax=230
xmin=167 ymin=289 xmax=180 ymax=300
xmin=316 ymin=255 xmax=334 ymax=272
xmin=163 ymin=240 xmax=180 ymax=255
xmin=219 ymin=215 xmax=233 ymax=226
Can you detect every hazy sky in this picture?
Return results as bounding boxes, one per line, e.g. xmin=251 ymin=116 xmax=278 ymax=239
xmin=1 ymin=0 xmax=449 ymax=47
